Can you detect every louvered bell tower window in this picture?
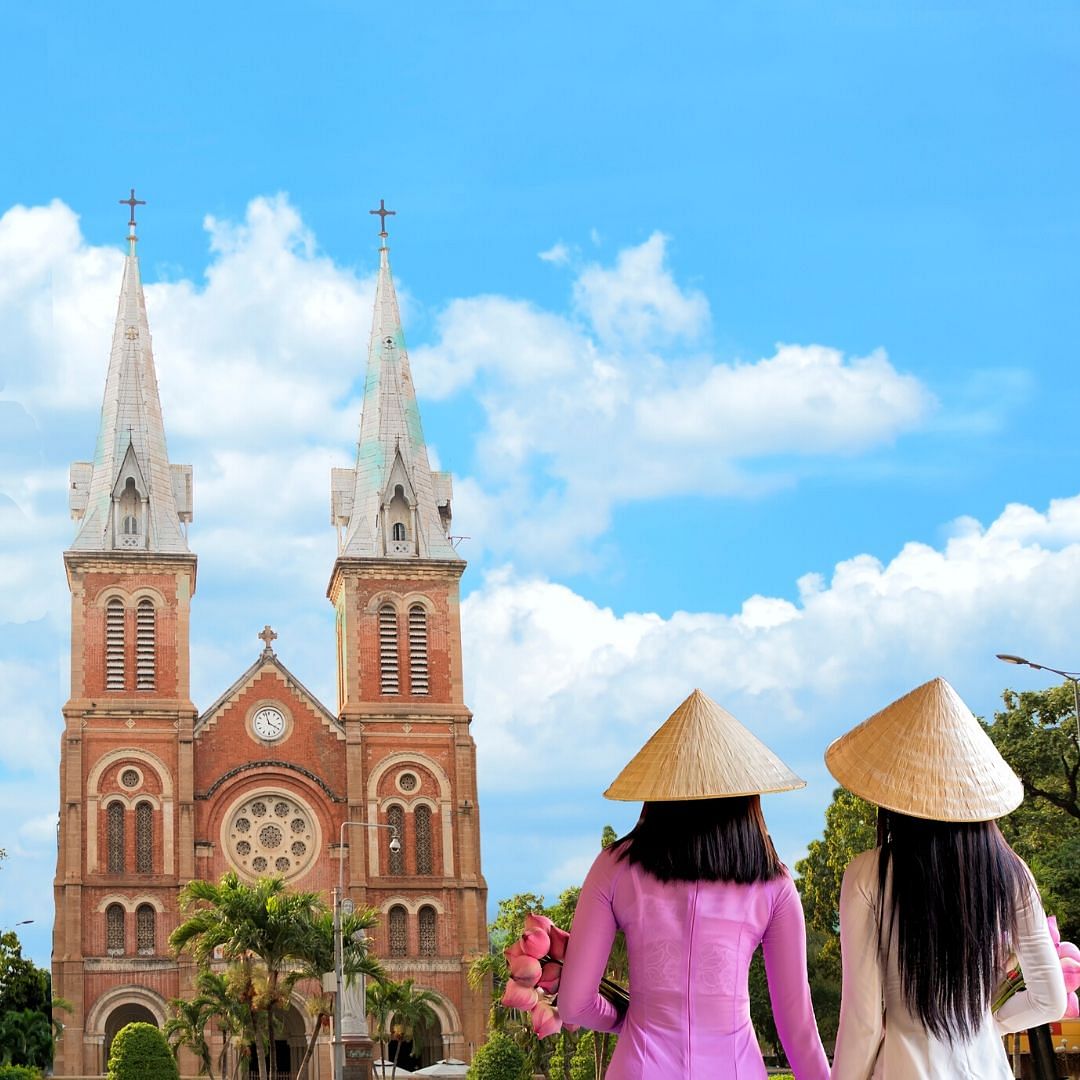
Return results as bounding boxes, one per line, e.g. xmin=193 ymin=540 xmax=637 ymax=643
xmin=135 ymin=599 xmax=156 ymax=690
xmin=106 ymin=904 xmax=125 ymax=955
xmin=136 ymin=904 xmax=155 ymax=955
xmin=418 ymin=906 xmax=437 ymax=957
xmin=135 ymin=801 xmax=153 ymax=873
xmin=408 ymin=605 xmax=429 ymax=695
xmin=106 ymin=598 xmax=125 ymax=690
xmin=387 ymin=805 xmax=405 ymax=875
xmin=388 ymin=905 xmax=407 ymax=957
xmin=415 ymin=805 xmax=433 ymax=875
xmin=379 ymin=605 xmax=400 ymax=694
xmin=107 ymin=802 xmax=125 ymax=873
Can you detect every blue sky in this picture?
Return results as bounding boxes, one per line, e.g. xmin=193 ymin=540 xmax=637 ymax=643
xmin=2 ymin=1 xmax=1079 ymax=965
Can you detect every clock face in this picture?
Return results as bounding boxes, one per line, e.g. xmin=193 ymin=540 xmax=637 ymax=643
xmin=252 ymin=707 xmax=286 ymax=741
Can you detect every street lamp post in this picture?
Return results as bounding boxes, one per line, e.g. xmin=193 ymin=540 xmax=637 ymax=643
xmin=995 ymin=652 xmax=1078 ymax=1080
xmin=333 ymin=820 xmax=401 ymax=1080
xmin=996 ymin=654 xmax=1080 ymax=745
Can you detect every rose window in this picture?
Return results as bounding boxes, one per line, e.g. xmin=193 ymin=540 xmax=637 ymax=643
xmin=224 ymin=792 xmax=317 ymax=880
xmin=121 ymin=768 xmax=140 ymax=789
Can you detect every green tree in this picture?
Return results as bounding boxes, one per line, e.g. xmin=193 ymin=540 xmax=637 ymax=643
xmin=0 ymin=933 xmax=50 ymax=1016
xmin=793 ymin=787 xmax=877 ymax=1045
xmin=0 ymin=1011 xmax=52 ymax=1069
xmin=466 ymin=1030 xmax=528 ymax=1080
xmin=106 ymin=1021 xmax=178 ymax=1080
xmin=987 ymin=685 xmax=1080 ymax=940
xmin=385 ymin=979 xmax=441 ymax=1077
xmin=170 ymin=873 xmax=325 ymax=1080
xmin=546 ymin=1030 xmax=618 ymax=1080
xmin=292 ymin=908 xmax=381 ymax=1080
xmin=164 ymin=996 xmax=216 ymax=1078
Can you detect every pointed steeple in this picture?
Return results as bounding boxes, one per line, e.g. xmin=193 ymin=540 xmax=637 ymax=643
xmin=331 ymin=208 xmax=458 ymax=561
xmin=68 ymin=197 xmax=192 ymax=553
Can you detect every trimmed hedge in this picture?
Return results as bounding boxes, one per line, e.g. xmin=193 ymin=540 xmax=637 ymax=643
xmin=466 ymin=1030 xmax=529 ymax=1080
xmin=0 ymin=1067 xmax=42 ymax=1080
xmin=106 ymin=1022 xmax=179 ymax=1080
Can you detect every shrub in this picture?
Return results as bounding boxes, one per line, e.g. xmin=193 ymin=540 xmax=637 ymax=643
xmin=466 ymin=1030 xmax=528 ymax=1080
xmin=106 ymin=1022 xmax=178 ymax=1080
xmin=0 ymin=1066 xmax=42 ymax=1080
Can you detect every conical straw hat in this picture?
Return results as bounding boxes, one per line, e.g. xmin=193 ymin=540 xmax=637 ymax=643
xmin=825 ymin=677 xmax=1023 ymax=821
xmin=604 ymin=688 xmax=806 ymax=801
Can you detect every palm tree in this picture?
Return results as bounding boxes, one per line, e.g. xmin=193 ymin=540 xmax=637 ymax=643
xmin=171 ymin=873 xmax=325 ymax=1080
xmin=0 ymin=1008 xmax=54 ymax=1068
xmin=165 ymin=995 xmax=217 ymax=1078
xmin=366 ymin=979 xmax=441 ymax=1078
xmin=291 ymin=907 xmax=383 ymax=1080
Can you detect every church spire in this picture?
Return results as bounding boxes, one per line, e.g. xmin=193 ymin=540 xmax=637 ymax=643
xmin=331 ymin=204 xmax=458 ymax=561
xmin=68 ymin=193 xmax=193 ymax=553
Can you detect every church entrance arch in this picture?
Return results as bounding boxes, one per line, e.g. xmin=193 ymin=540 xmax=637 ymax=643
xmin=247 ymin=1002 xmax=308 ymax=1079
xmin=103 ymin=1002 xmax=157 ymax=1070
xmin=388 ymin=1012 xmax=443 ymax=1071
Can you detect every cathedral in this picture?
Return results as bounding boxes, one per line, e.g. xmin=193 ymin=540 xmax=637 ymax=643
xmin=52 ymin=200 xmax=489 ymax=1076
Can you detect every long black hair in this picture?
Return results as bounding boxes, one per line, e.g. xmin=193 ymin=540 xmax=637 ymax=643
xmin=877 ymin=809 xmax=1028 ymax=1041
xmin=614 ymin=796 xmax=785 ymax=884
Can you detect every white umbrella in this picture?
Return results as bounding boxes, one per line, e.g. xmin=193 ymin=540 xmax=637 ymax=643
xmin=372 ymin=1060 xmax=414 ymax=1077
xmin=412 ymin=1060 xmax=469 ymax=1077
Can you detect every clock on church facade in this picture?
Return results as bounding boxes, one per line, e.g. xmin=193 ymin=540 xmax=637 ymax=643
xmin=52 ymin=200 xmax=490 ymax=1076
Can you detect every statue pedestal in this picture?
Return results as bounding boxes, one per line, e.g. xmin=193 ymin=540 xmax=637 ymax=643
xmin=341 ymin=1034 xmax=375 ymax=1080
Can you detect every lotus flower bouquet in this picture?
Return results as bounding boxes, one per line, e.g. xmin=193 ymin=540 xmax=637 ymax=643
xmin=500 ymin=914 xmax=629 ymax=1038
xmin=993 ymin=915 xmax=1080 ymax=1019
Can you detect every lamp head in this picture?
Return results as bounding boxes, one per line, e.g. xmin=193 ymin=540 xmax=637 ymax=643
xmin=996 ymin=654 xmax=1029 ymax=666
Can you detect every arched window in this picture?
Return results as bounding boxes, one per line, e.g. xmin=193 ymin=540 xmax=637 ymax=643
xmin=414 ymin=805 xmax=433 ymax=875
xmin=418 ymin=906 xmax=437 ymax=957
xmin=107 ymin=802 xmax=125 ymax=873
xmin=135 ymin=802 xmax=153 ymax=873
xmin=122 ymin=515 xmax=138 ymax=535
xmin=136 ymin=904 xmax=155 ymax=955
xmin=135 ymin=599 xmax=156 ymax=691
xmin=408 ymin=605 xmax=429 ymax=695
xmin=119 ymin=477 xmax=140 ymax=539
xmin=105 ymin=598 xmax=125 ymax=690
xmin=388 ymin=905 xmax=408 ymax=958
xmin=379 ymin=604 xmax=399 ymax=694
xmin=106 ymin=904 xmax=125 ymax=955
xmin=392 ymin=522 xmax=406 ymax=541
xmin=387 ymin=805 xmax=405 ymax=875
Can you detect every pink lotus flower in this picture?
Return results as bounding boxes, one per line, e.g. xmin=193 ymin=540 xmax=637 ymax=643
xmin=1058 ymin=940 xmax=1080 ymax=963
xmin=504 ymin=939 xmax=526 ymax=961
xmin=994 ymin=912 xmax=1080 ymax=1021
xmin=524 ymin=913 xmax=554 ymax=934
xmin=521 ymin=926 xmax=550 ymax=959
xmin=501 ymin=981 xmax=539 ymax=1011
xmin=548 ymin=925 xmax=570 ymax=962
xmin=531 ymin=999 xmax=562 ymax=1038
xmin=508 ymin=954 xmax=542 ymax=987
xmin=1061 ymin=957 xmax=1080 ymax=995
xmin=537 ymin=961 xmax=562 ymax=994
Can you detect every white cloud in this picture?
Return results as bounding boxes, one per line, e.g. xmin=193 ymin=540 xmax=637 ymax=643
xmin=538 ymin=242 xmax=570 ymax=265
xmin=412 ymin=232 xmax=934 ymax=570
xmin=463 ymin=493 xmax=1080 ymax=793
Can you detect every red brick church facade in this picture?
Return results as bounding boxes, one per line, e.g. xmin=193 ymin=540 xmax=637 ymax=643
xmin=52 ymin=210 xmax=489 ymax=1075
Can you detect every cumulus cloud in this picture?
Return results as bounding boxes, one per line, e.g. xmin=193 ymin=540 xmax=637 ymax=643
xmin=464 ymin=493 xmax=1080 ymax=788
xmin=413 ymin=232 xmax=934 ymax=569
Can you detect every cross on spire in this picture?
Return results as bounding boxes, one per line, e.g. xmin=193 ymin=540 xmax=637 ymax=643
xmin=258 ymin=625 xmax=278 ymax=653
xmin=119 ymin=188 xmax=146 ymax=228
xmin=369 ymin=199 xmax=396 ymax=239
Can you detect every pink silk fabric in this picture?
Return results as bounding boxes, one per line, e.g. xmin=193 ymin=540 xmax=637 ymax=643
xmin=559 ymin=846 xmax=830 ymax=1079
